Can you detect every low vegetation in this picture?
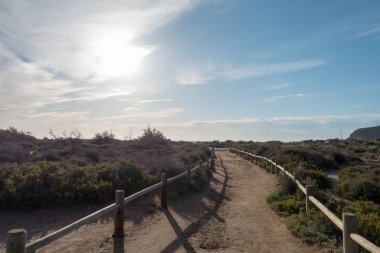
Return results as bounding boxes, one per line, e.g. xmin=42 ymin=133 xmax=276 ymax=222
xmin=267 ymin=175 xmax=341 ymax=246
xmin=334 ymin=166 xmax=380 ymax=203
xmin=0 ymin=127 xmax=212 ymax=210
xmin=224 ymin=139 xmax=380 ymax=249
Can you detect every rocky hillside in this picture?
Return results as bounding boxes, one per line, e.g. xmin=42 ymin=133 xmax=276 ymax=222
xmin=349 ymin=125 xmax=380 ymax=141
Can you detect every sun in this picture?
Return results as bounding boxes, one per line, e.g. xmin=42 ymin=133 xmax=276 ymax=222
xmin=90 ymin=30 xmax=153 ymax=78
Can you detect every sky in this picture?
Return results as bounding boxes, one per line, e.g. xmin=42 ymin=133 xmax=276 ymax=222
xmin=1 ymin=0 xmax=380 ymax=141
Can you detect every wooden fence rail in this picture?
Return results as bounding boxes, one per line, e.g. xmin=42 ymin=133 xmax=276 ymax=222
xmin=5 ymin=153 xmax=215 ymax=253
xmin=230 ymin=148 xmax=380 ymax=253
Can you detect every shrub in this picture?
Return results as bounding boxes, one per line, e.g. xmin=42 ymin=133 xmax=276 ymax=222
xmin=338 ymin=167 xmax=367 ymax=181
xmin=335 ymin=167 xmax=380 ymax=203
xmin=138 ymin=126 xmax=167 ymax=145
xmin=270 ymin=196 xmax=304 ymax=216
xmin=93 ymin=131 xmax=115 ymax=144
xmin=344 ymin=201 xmax=380 ymax=246
xmin=85 ymin=150 xmax=100 ymax=162
xmin=267 ymin=177 xmax=303 ymax=216
xmin=287 ymin=211 xmax=341 ymax=245
xmin=294 ymin=168 xmax=332 ymax=189
xmin=0 ymin=160 xmax=153 ymax=209
xmin=335 ymin=180 xmax=380 ymax=203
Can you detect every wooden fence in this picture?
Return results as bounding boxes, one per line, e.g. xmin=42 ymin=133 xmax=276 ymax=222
xmin=230 ymin=148 xmax=380 ymax=253
xmin=5 ymin=150 xmax=216 ymax=253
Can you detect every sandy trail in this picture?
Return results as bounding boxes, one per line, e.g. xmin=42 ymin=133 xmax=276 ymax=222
xmin=4 ymin=150 xmax=323 ymax=252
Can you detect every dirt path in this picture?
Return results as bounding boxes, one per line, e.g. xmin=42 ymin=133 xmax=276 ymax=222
xmin=17 ymin=150 xmax=323 ymax=252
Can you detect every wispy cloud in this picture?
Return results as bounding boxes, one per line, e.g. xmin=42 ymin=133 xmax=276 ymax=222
xmin=263 ymin=93 xmax=305 ymax=103
xmin=96 ymin=107 xmax=184 ymax=121
xmin=133 ymin=99 xmax=173 ymax=105
xmin=176 ymin=69 xmax=213 ymax=85
xmin=0 ymin=0 xmax=198 ymax=119
xmin=349 ymin=104 xmax=365 ymax=109
xmin=177 ymin=60 xmax=327 ymax=85
xmin=19 ymin=111 xmax=89 ymax=119
xmin=357 ymin=26 xmax=380 ymax=38
xmin=266 ymin=83 xmax=291 ymax=91
xmin=153 ymin=113 xmax=380 ymax=127
xmin=223 ymin=60 xmax=326 ymax=81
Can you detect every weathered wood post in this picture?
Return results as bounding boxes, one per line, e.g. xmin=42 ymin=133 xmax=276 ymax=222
xmin=6 ymin=229 xmax=26 ymax=253
xmin=212 ymin=147 xmax=215 ymax=157
xmin=113 ymin=190 xmax=125 ymax=238
xmin=210 ymin=158 xmax=215 ymax=171
xmin=187 ymin=167 xmax=192 ymax=188
xmin=255 ymin=156 xmax=257 ymax=165
xmin=274 ymin=162 xmax=278 ymax=178
xmin=305 ymin=185 xmax=314 ymax=213
xmin=343 ymin=213 xmax=359 ymax=253
xmin=161 ymin=173 xmax=168 ymax=209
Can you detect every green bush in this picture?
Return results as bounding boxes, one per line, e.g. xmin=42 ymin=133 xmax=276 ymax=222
xmin=270 ymin=196 xmax=304 ymax=216
xmin=287 ymin=211 xmax=341 ymax=245
xmin=344 ymin=201 xmax=380 ymax=246
xmin=85 ymin=150 xmax=100 ymax=162
xmin=338 ymin=167 xmax=367 ymax=181
xmin=295 ymin=168 xmax=332 ymax=189
xmin=93 ymin=131 xmax=115 ymax=144
xmin=335 ymin=167 xmax=380 ymax=203
xmin=0 ymin=160 xmax=153 ymax=209
xmin=267 ymin=177 xmax=303 ymax=216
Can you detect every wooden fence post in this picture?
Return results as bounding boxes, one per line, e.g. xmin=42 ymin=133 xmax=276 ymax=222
xmin=305 ymin=185 xmax=314 ymax=212
xmin=274 ymin=162 xmax=278 ymax=178
xmin=212 ymin=147 xmax=215 ymax=157
xmin=255 ymin=156 xmax=257 ymax=165
xmin=6 ymin=229 xmax=26 ymax=253
xmin=161 ymin=173 xmax=168 ymax=209
xmin=343 ymin=213 xmax=359 ymax=253
xmin=187 ymin=167 xmax=192 ymax=188
xmin=113 ymin=190 xmax=125 ymax=238
xmin=210 ymin=158 xmax=215 ymax=171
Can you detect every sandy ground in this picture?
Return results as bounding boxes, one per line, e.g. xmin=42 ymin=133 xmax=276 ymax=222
xmin=1 ymin=150 xmax=325 ymax=252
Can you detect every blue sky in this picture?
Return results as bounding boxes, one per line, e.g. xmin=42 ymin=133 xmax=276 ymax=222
xmin=1 ymin=0 xmax=380 ymax=141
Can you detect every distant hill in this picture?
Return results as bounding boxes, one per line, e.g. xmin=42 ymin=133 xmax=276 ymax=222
xmin=348 ymin=125 xmax=380 ymax=141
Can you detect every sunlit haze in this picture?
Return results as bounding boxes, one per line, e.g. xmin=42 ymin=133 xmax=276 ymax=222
xmin=1 ymin=0 xmax=380 ymax=141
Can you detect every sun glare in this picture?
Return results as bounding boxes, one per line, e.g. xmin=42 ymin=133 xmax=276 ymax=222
xmin=91 ymin=31 xmax=153 ymax=78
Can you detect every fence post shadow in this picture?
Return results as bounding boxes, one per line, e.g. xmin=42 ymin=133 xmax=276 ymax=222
xmin=113 ymin=237 xmax=124 ymax=253
xmin=160 ymin=154 xmax=229 ymax=253
xmin=161 ymin=209 xmax=195 ymax=253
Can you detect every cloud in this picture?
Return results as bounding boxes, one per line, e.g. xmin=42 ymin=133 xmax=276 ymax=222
xmin=151 ymin=113 xmax=380 ymax=128
xmin=266 ymin=83 xmax=291 ymax=91
xmin=176 ymin=70 xmax=213 ymax=85
xmin=263 ymin=93 xmax=305 ymax=103
xmin=177 ymin=60 xmax=326 ymax=85
xmin=357 ymin=26 xmax=380 ymax=38
xmin=223 ymin=60 xmax=326 ymax=80
xmin=132 ymin=99 xmax=173 ymax=105
xmin=96 ymin=107 xmax=184 ymax=121
xmin=19 ymin=111 xmax=89 ymax=119
xmin=0 ymin=0 xmax=198 ymax=119
xmin=0 ymin=44 xmax=74 ymax=114
xmin=0 ymin=0 xmax=197 ymax=79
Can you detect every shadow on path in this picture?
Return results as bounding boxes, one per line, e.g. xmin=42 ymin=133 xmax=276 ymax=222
xmin=160 ymin=154 xmax=229 ymax=253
